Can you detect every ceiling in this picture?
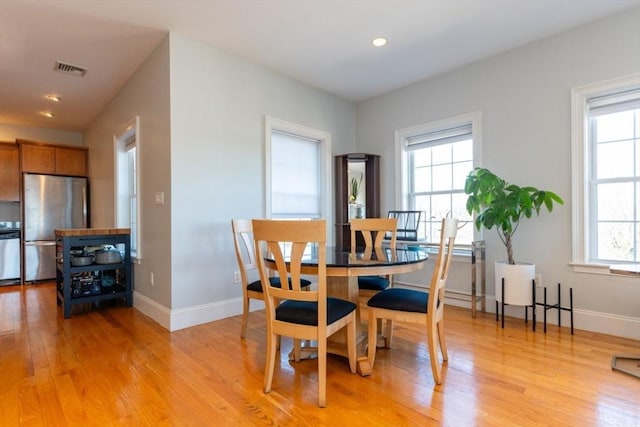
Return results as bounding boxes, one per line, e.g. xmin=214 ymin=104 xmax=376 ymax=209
xmin=1 ymin=0 xmax=639 ymax=133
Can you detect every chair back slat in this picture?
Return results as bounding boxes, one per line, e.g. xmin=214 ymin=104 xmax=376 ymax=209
xmin=231 ymin=219 xmax=257 ymax=286
xmin=253 ymin=219 xmax=326 ymax=313
xmin=428 ymin=218 xmax=458 ymax=316
xmin=350 ymin=217 xmax=398 ymax=251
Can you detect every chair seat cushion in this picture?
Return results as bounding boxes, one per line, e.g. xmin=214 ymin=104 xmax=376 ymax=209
xmin=367 ymin=288 xmax=429 ymax=313
xmin=247 ymin=276 xmax=311 ymax=293
xmin=357 ymin=275 xmax=390 ymax=291
xmin=276 ymin=297 xmax=357 ymax=326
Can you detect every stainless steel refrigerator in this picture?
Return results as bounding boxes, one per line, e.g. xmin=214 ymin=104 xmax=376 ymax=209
xmin=23 ymin=174 xmax=88 ymax=282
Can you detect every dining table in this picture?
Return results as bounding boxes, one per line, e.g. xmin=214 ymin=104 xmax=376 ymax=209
xmin=264 ymin=244 xmax=429 ymax=376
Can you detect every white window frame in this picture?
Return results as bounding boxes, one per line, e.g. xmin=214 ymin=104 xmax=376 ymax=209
xmin=571 ymin=74 xmax=640 ymax=273
xmin=264 ymin=116 xmax=332 ymax=223
xmin=114 ymin=116 xmax=142 ymax=262
xmin=394 ymin=111 xmax=482 ymax=245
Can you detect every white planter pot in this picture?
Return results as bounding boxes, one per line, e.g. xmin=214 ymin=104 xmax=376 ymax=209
xmin=494 ymin=261 xmax=535 ymax=306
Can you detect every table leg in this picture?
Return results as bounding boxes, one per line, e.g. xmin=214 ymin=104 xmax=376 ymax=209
xmin=327 ymin=275 xmax=371 ymax=376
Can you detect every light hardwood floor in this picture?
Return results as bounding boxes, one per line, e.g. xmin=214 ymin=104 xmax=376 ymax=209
xmin=1 ymin=283 xmax=639 ymax=426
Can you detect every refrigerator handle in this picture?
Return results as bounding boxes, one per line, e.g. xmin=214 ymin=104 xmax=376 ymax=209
xmin=25 ymin=241 xmax=57 ymax=246
xmin=83 ymin=185 xmax=88 ymax=228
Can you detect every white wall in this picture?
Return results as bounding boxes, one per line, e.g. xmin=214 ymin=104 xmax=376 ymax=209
xmin=356 ymin=8 xmax=640 ymax=338
xmin=166 ymin=33 xmax=356 ymax=330
xmin=84 ymin=32 xmax=355 ymax=331
xmin=0 ymin=123 xmax=83 ymax=145
xmin=84 ymin=36 xmax=173 ymax=325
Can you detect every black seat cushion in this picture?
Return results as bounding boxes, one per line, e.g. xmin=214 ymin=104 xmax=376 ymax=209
xmin=276 ymin=297 xmax=357 ymax=326
xmin=247 ymin=276 xmax=311 ymax=293
xmin=367 ymin=288 xmax=429 ymax=313
xmin=358 ymin=275 xmax=390 ymax=291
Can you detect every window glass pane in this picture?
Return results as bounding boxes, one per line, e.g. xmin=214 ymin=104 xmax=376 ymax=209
xmin=453 ymin=160 xmax=473 ymax=189
xmin=597 ymin=222 xmax=634 ymax=261
xmin=597 ymin=182 xmax=633 ymax=221
xmin=432 ymin=164 xmax=452 ymax=192
xmin=452 ymin=139 xmax=472 ymax=162
xmin=596 ymin=140 xmax=633 ymax=179
xmin=413 ymin=149 xmax=430 ymax=167
xmin=431 ymin=193 xmax=452 ymax=220
xmin=451 ymin=192 xmax=472 ymax=223
xmin=414 ymin=165 xmax=431 ymax=193
xmin=414 ymin=195 xmax=430 ymax=241
xmin=596 ymin=110 xmax=635 ymax=142
xmin=431 ymin=143 xmax=451 ymax=165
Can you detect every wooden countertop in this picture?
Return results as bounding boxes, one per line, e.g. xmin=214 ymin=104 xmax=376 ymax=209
xmin=54 ymin=228 xmax=131 ymax=236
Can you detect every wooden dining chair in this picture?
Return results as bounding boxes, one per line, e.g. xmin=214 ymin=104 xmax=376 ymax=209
xmin=350 ymin=218 xmax=398 ymax=302
xmin=252 ymin=219 xmax=357 ymax=407
xmin=366 ymin=217 xmax=458 ymax=385
xmin=231 ymin=219 xmax=311 ymax=338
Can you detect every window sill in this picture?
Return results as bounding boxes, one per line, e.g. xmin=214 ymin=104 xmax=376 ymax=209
xmin=570 ymin=262 xmax=639 ymax=276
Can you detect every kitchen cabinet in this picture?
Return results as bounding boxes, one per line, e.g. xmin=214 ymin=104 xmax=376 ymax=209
xmin=55 ymin=228 xmax=133 ymax=318
xmin=19 ymin=140 xmax=88 ymax=176
xmin=0 ymin=142 xmax=20 ymax=201
xmin=334 ymin=153 xmax=380 ymax=250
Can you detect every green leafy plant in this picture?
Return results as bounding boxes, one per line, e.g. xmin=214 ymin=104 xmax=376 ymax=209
xmin=464 ymin=167 xmax=564 ymax=265
xmin=349 ymin=175 xmax=362 ymax=203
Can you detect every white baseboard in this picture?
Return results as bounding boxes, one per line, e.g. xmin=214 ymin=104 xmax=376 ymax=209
xmin=133 ymin=291 xmax=265 ymax=332
xmin=134 ymin=288 xmax=640 ymax=341
xmin=443 ymin=290 xmax=640 ymax=340
xmin=133 ymin=291 xmax=171 ymax=330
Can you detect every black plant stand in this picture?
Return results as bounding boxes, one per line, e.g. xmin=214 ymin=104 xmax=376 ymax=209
xmin=535 ymin=282 xmax=574 ymax=334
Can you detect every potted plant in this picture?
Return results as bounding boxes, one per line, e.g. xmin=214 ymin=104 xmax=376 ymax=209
xmin=349 ymin=175 xmax=362 ymax=203
xmin=464 ymin=167 xmax=564 ymax=305
xmin=349 ymin=174 xmax=365 ymax=219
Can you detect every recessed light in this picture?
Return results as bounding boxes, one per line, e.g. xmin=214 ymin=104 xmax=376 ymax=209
xmin=40 ymin=111 xmax=54 ymax=118
xmin=45 ymin=94 xmax=62 ymax=102
xmin=372 ymin=37 xmax=387 ymax=47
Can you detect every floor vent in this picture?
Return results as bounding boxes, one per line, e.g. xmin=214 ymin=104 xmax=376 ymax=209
xmin=53 ymin=61 xmax=88 ymax=77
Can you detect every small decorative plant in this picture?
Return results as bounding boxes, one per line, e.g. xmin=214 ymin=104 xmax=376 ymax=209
xmin=464 ymin=167 xmax=564 ymax=265
xmin=349 ymin=175 xmax=362 ymax=203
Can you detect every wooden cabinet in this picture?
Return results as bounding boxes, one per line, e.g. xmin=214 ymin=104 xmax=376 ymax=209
xmin=0 ymin=142 xmax=20 ymax=201
xmin=335 ymin=153 xmax=380 ymax=250
xmin=19 ymin=140 xmax=88 ymax=176
xmin=55 ymin=146 xmax=88 ymax=176
xmin=55 ymin=228 xmax=133 ymax=318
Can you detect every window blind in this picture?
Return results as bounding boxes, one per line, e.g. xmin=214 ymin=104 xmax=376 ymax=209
xmin=406 ymin=123 xmax=472 ymax=151
xmin=271 ymin=130 xmax=321 ymax=218
xmin=588 ymin=87 xmax=640 ymax=117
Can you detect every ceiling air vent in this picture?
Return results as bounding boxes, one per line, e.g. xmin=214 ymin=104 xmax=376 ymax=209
xmin=53 ymin=61 xmax=88 ymax=77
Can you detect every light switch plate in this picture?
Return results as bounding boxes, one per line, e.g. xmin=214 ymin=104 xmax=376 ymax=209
xmin=154 ymin=192 xmax=164 ymax=205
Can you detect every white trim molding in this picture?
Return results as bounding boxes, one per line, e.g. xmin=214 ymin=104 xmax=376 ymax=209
xmin=571 ymin=74 xmax=640 ymax=269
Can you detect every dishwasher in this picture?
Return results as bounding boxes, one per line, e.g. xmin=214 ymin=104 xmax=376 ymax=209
xmin=0 ymin=230 xmax=21 ymax=283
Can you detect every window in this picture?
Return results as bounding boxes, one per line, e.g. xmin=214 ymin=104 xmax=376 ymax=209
xmin=572 ymin=76 xmax=640 ymax=266
xmin=114 ymin=116 xmax=141 ymax=260
xmin=395 ymin=112 xmax=481 ymax=245
xmin=264 ymin=116 xmax=331 ymax=221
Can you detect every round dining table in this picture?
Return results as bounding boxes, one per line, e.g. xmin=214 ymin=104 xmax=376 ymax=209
xmin=265 ymin=244 xmax=430 ymax=376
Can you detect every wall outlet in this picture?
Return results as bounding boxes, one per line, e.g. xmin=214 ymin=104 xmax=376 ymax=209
xmin=233 ymin=271 xmax=240 ymax=283
xmin=535 ymin=273 xmax=542 ymax=287
xmin=150 ymin=272 xmax=154 ymax=286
